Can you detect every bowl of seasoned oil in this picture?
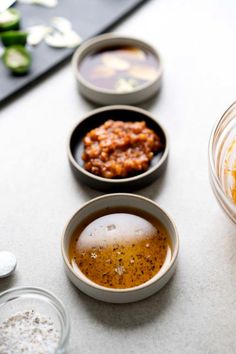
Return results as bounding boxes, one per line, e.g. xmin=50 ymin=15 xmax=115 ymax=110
xmin=61 ymin=194 xmax=179 ymax=303
xmin=72 ymin=33 xmax=162 ymax=105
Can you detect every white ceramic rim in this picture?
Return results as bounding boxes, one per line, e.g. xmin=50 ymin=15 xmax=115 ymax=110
xmin=72 ymin=33 xmax=163 ymax=96
xmin=61 ymin=193 xmax=179 ymax=294
xmin=67 ymin=105 xmax=169 ymax=185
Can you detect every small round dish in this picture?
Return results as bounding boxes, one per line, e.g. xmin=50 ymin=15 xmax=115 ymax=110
xmin=61 ymin=193 xmax=179 ymax=304
xmin=0 ymin=251 xmax=17 ymax=278
xmin=72 ymin=33 xmax=162 ymax=105
xmin=67 ymin=105 xmax=169 ymax=191
xmin=0 ymin=286 xmax=70 ymax=354
xmin=209 ymin=101 xmax=236 ymax=222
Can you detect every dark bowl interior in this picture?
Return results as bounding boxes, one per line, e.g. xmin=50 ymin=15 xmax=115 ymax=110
xmin=70 ymin=108 xmax=167 ymax=180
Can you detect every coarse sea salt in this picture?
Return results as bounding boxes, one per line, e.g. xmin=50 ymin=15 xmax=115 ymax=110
xmin=0 ymin=309 xmax=60 ymax=354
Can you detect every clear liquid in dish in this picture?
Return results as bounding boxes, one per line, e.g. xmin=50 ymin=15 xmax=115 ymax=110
xmin=79 ymin=46 xmax=160 ymax=93
xmin=69 ymin=209 xmax=171 ymax=289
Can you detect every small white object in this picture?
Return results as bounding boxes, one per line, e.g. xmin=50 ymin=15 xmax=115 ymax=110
xmin=64 ymin=30 xmax=81 ymax=48
xmin=51 ymin=16 xmax=72 ymax=34
xmin=0 ymin=9 xmax=16 ymax=23
xmin=90 ymin=252 xmax=97 ymax=259
xmin=44 ymin=32 xmax=67 ymax=48
xmin=0 ymin=47 xmax=4 ymax=57
xmin=18 ymin=0 xmax=58 ymax=8
xmin=115 ymin=265 xmax=125 ymax=276
xmin=0 ymin=251 xmax=17 ymax=278
xmin=45 ymin=17 xmax=81 ymax=48
xmin=45 ymin=30 xmax=81 ymax=48
xmin=0 ymin=0 xmax=16 ymax=13
xmin=115 ymin=78 xmax=139 ymax=93
xmin=102 ymin=53 xmax=130 ymax=71
xmin=27 ymin=25 xmax=52 ymax=46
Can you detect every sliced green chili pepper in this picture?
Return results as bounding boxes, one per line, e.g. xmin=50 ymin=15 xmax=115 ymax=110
xmin=0 ymin=9 xmax=21 ymax=32
xmin=1 ymin=31 xmax=27 ymax=47
xmin=2 ymin=45 xmax=31 ymax=74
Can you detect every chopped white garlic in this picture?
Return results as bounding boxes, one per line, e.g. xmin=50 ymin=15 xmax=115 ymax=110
xmin=102 ymin=53 xmax=130 ymax=71
xmin=90 ymin=65 xmax=115 ymax=79
xmin=128 ymin=65 xmax=159 ymax=81
xmin=45 ymin=30 xmax=81 ymax=48
xmin=27 ymin=25 xmax=52 ymax=46
xmin=115 ymin=78 xmax=139 ymax=93
xmin=51 ymin=16 xmax=72 ymax=34
xmin=63 ymin=30 xmax=81 ymax=48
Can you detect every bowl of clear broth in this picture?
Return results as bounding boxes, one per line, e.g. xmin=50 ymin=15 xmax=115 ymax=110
xmin=61 ymin=194 xmax=179 ymax=303
xmin=72 ymin=33 xmax=162 ymax=105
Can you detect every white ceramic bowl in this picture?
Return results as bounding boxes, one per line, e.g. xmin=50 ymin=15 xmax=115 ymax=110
xmin=72 ymin=33 xmax=162 ymax=105
xmin=61 ymin=194 xmax=179 ymax=303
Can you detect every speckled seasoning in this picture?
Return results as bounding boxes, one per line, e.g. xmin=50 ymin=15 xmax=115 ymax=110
xmin=0 ymin=309 xmax=60 ymax=354
xmin=69 ymin=209 xmax=171 ymax=289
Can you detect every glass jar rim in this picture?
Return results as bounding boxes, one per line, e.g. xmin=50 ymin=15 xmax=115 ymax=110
xmin=0 ymin=286 xmax=70 ymax=353
xmin=208 ymin=101 xmax=236 ymax=216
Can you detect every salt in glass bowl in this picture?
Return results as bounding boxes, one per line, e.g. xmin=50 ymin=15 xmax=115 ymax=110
xmin=0 ymin=286 xmax=70 ymax=354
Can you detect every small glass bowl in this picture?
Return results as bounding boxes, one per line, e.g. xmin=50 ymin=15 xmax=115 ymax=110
xmin=209 ymin=102 xmax=236 ymax=223
xmin=0 ymin=287 xmax=70 ymax=354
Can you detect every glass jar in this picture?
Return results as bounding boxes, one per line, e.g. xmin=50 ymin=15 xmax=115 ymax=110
xmin=209 ymin=102 xmax=236 ymax=223
xmin=0 ymin=287 xmax=70 ymax=354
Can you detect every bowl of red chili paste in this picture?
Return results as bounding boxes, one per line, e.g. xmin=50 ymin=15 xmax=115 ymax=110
xmin=67 ymin=105 xmax=168 ymax=191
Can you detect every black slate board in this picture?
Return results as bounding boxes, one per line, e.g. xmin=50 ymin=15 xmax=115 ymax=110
xmin=0 ymin=0 xmax=148 ymax=105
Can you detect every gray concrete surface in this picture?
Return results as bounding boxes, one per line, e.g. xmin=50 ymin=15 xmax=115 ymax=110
xmin=1 ymin=0 xmax=236 ymax=353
